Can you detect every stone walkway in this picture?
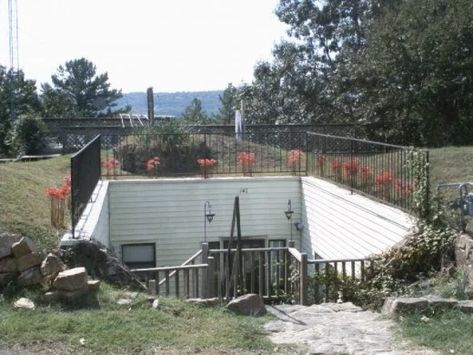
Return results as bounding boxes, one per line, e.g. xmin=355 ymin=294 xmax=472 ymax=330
xmin=265 ymin=303 xmax=437 ymax=355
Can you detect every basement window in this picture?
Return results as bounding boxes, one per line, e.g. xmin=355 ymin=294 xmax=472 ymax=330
xmin=121 ymin=243 xmax=156 ymax=269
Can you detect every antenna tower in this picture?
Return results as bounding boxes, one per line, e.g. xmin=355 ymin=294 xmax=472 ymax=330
xmin=8 ymin=0 xmax=19 ymax=69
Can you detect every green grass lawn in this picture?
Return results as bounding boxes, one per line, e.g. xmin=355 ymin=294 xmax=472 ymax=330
xmin=0 ymin=156 xmax=70 ymax=254
xmin=429 ymin=145 xmax=473 ymax=187
xmin=0 ymin=284 xmax=274 ymax=354
xmin=399 ymin=310 xmax=473 ymax=355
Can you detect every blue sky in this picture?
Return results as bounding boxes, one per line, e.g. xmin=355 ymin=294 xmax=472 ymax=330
xmin=0 ymin=0 xmax=287 ymax=92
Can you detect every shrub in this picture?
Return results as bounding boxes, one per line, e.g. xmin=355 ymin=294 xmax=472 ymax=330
xmin=13 ymin=116 xmax=47 ymax=155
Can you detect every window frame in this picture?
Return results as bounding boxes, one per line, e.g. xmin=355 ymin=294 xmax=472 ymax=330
xmin=121 ymin=243 xmax=156 ymax=269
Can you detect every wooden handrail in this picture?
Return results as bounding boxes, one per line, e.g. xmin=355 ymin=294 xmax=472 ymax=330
xmin=308 ymin=257 xmax=369 ymax=264
xmin=209 ymin=247 xmax=288 ymax=253
xmin=131 ymin=263 xmax=208 ymax=273
xmin=157 ymin=249 xmax=203 ymax=286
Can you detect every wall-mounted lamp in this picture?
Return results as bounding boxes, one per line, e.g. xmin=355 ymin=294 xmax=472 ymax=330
xmin=284 ymin=199 xmax=294 ymax=241
xmin=294 ymin=222 xmax=304 ymax=232
xmin=204 ymin=201 xmax=215 ymax=242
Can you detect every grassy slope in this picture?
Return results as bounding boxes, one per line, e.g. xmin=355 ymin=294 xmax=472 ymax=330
xmin=429 ymin=145 xmax=473 ymax=187
xmin=0 ymin=284 xmax=274 ymax=354
xmin=0 ymin=156 xmax=70 ymax=254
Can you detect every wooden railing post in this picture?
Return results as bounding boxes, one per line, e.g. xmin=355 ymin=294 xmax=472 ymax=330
xmin=300 ymin=252 xmax=308 ymax=305
xmin=149 ymin=279 xmax=157 ymax=296
xmin=201 ymin=243 xmax=209 ymax=298
xmin=207 ymin=256 xmax=215 ymax=298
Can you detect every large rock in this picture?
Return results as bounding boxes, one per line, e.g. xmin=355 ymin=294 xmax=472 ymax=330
xmin=226 ymin=294 xmax=266 ymax=316
xmin=87 ymin=280 xmax=101 ymax=292
xmin=457 ymin=300 xmax=473 ymax=314
xmin=383 ymin=297 xmax=429 ymax=317
xmin=17 ymin=267 xmax=43 ymax=287
xmin=423 ymin=294 xmax=458 ymax=310
xmin=11 ymin=237 xmax=34 ymax=258
xmin=59 ymin=288 xmax=89 ymax=301
xmin=13 ymin=297 xmax=35 ymax=310
xmin=0 ymin=272 xmax=16 ymax=286
xmin=41 ymin=253 xmax=65 ymax=278
xmin=0 ymin=233 xmax=21 ymax=259
xmin=0 ymin=257 xmax=17 ymax=273
xmin=53 ymin=267 xmax=88 ymax=291
xmin=16 ymin=253 xmax=42 ymax=273
xmin=60 ymin=239 xmax=145 ymax=290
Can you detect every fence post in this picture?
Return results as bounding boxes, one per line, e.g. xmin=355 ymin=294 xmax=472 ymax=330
xmin=149 ymin=279 xmax=157 ymax=296
xmin=300 ymin=252 xmax=308 ymax=305
xmin=201 ymin=242 xmax=209 ymax=298
xmin=207 ymin=256 xmax=215 ymax=298
xmin=305 ymin=132 xmax=309 ymax=176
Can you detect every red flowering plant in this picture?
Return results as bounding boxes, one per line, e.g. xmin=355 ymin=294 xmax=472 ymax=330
xmin=146 ymin=156 xmax=161 ymax=176
xmin=343 ymin=159 xmax=359 ymax=177
xmin=375 ymin=170 xmax=395 ymax=200
xmin=45 ymin=176 xmax=71 ymax=229
xmin=395 ymin=179 xmax=414 ymax=195
xmin=287 ymin=149 xmax=304 ymax=174
xmin=331 ymin=159 xmax=343 ymax=181
xmin=315 ymin=153 xmax=327 ymax=176
xmin=197 ymin=158 xmax=217 ymax=178
xmin=102 ymin=158 xmax=120 ymax=178
xmin=238 ymin=152 xmax=256 ymax=176
xmin=359 ymin=165 xmax=372 ymax=180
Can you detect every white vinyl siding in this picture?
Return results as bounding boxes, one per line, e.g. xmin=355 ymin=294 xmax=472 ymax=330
xmin=108 ymin=177 xmax=302 ymax=266
xmin=301 ymin=177 xmax=414 ymax=259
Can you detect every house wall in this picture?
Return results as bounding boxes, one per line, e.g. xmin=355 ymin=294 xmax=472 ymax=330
xmin=108 ymin=177 xmax=302 ymax=266
xmin=300 ymin=177 xmax=414 ymax=259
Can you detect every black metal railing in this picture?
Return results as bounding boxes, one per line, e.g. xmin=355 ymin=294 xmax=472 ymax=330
xmin=70 ymin=135 xmax=101 ymax=238
xmin=48 ymin=123 xmax=365 ymax=152
xmin=100 ymin=131 xmax=309 ymax=178
xmin=306 ymin=132 xmax=429 ymax=211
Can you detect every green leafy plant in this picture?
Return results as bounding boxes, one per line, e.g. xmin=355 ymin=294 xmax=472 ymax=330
xmin=12 ymin=115 xmax=47 ymax=155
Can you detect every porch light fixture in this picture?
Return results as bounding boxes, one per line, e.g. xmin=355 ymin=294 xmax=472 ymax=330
xmin=284 ymin=199 xmax=294 ymax=220
xmin=284 ymin=199 xmax=294 ymax=241
xmin=204 ymin=201 xmax=215 ymax=242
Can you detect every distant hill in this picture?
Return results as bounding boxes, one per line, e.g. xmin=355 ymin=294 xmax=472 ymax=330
xmin=117 ymin=90 xmax=223 ymax=117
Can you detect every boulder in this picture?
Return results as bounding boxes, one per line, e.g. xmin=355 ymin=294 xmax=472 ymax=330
xmin=382 ymin=297 xmax=429 ymax=317
xmin=60 ymin=239 xmax=145 ymax=290
xmin=53 ymin=267 xmax=88 ymax=291
xmin=0 ymin=272 xmax=16 ymax=286
xmin=423 ymin=294 xmax=458 ymax=310
xmin=16 ymin=253 xmax=42 ymax=273
xmin=457 ymin=300 xmax=473 ymax=314
xmin=17 ymin=267 xmax=43 ymax=287
xmin=11 ymin=237 xmax=34 ymax=258
xmin=87 ymin=280 xmax=101 ymax=292
xmin=58 ymin=288 xmax=89 ymax=301
xmin=0 ymin=257 xmax=17 ymax=273
xmin=0 ymin=233 xmax=21 ymax=259
xmin=13 ymin=297 xmax=35 ymax=310
xmin=186 ymin=297 xmax=219 ymax=307
xmin=226 ymin=294 xmax=266 ymax=316
xmin=40 ymin=253 xmax=65 ymax=278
